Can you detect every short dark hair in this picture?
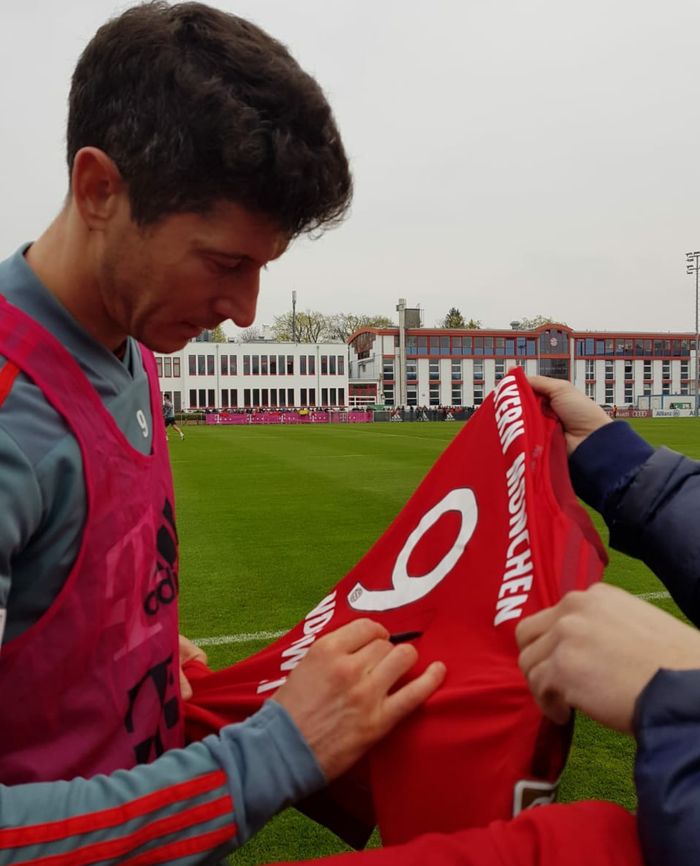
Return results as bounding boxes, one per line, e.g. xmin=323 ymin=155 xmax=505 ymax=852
xmin=67 ymin=1 xmax=352 ymax=236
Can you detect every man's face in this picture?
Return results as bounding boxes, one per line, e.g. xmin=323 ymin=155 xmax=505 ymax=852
xmin=96 ymin=198 xmax=289 ymax=353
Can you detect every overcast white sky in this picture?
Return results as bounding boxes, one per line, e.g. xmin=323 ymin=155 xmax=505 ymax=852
xmin=2 ymin=0 xmax=700 ymax=335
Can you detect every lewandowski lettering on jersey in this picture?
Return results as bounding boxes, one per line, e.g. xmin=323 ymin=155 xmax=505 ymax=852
xmin=185 ymin=368 xmax=607 ymax=847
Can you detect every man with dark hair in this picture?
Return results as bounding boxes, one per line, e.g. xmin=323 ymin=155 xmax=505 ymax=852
xmin=0 ymin=3 xmax=444 ymax=863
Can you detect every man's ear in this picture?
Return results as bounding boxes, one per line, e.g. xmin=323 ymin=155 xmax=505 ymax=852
xmin=70 ymin=147 xmax=126 ymax=230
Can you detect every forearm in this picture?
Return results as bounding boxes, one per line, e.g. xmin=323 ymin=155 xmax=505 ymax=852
xmin=635 ymin=669 xmax=700 ymax=866
xmin=570 ymin=424 xmax=700 ymax=624
xmin=0 ymin=702 xmax=324 ymax=865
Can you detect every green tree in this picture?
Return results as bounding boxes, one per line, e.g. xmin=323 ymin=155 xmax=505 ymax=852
xmin=464 ymin=318 xmax=482 ymax=329
xmin=209 ymin=324 xmax=227 ymax=342
xmin=439 ymin=308 xmax=466 ymax=328
xmin=272 ymin=310 xmax=328 ymax=343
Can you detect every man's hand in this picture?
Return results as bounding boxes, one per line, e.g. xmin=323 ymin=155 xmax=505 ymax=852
xmin=273 ymin=619 xmax=446 ymax=780
xmin=516 ymin=583 xmax=700 ymax=733
xmin=179 ymin=634 xmax=208 ymax=701
xmin=528 ymin=375 xmax=612 ymax=455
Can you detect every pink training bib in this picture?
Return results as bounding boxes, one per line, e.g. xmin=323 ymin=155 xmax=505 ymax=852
xmin=0 ymin=296 xmax=183 ymax=783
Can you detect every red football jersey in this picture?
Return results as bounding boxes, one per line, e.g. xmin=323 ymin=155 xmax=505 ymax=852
xmin=265 ymin=801 xmax=643 ymax=866
xmin=185 ymin=369 xmax=607 ymax=845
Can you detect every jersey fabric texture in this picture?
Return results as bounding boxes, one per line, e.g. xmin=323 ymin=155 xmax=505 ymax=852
xmin=185 ymin=368 xmax=608 ymax=846
xmin=0 ymin=295 xmax=183 ymax=783
xmin=265 ymin=801 xmax=643 ymax=866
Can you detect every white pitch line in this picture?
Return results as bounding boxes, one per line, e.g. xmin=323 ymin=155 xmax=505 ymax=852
xmin=191 ymin=590 xmax=674 ymax=648
xmin=193 ymin=629 xmax=285 ymax=647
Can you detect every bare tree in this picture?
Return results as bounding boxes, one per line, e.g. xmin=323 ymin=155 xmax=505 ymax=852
xmin=237 ymin=326 xmax=264 ymax=342
xmin=326 ymin=313 xmax=395 ymax=342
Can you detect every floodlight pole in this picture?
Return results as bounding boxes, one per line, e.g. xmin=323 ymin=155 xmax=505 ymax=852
xmin=292 ymin=290 xmax=297 ymax=343
xmin=686 ymin=252 xmax=700 ymax=415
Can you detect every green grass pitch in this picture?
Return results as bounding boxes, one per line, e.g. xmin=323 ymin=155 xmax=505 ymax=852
xmin=170 ymin=418 xmax=700 ymax=864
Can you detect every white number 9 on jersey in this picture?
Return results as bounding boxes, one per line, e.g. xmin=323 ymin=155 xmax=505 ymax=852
xmin=347 ymin=488 xmax=478 ymax=612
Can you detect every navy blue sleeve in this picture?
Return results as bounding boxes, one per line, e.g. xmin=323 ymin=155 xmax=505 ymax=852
xmin=570 ymin=423 xmax=700 ymax=626
xmin=634 ymin=669 xmax=700 ymax=866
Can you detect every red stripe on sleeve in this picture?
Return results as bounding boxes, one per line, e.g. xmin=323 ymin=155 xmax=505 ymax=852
xmin=0 ymin=361 xmax=19 ymax=409
xmin=12 ymin=796 xmax=235 ymax=866
xmin=121 ymin=826 xmax=236 ymax=866
xmin=0 ymin=770 xmax=228 ymax=849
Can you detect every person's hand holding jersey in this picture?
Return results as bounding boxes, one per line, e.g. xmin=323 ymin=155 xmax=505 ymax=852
xmin=527 ymin=375 xmax=612 ymax=454
xmin=273 ymin=618 xmax=446 ymax=779
xmin=516 ymin=583 xmax=700 ymax=732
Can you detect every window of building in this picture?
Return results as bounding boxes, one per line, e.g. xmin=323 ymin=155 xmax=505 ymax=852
xmin=451 ymin=385 xmax=462 ymax=405
xmin=321 ymin=388 xmax=328 ymax=406
xmin=624 ymin=382 xmax=633 ymax=404
xmin=473 ymin=360 xmax=484 ymax=380
xmin=207 ymin=355 xmax=215 ymax=376
xmin=287 ymin=356 xmax=294 ymax=375
xmin=278 ymin=388 xmax=286 ymax=407
xmin=221 ymin=389 xmax=229 ymax=408
xmin=681 ymin=360 xmax=690 ymax=379
xmin=198 ymin=355 xmax=206 ymax=376
xmin=244 ymin=389 xmax=251 ymax=407
xmin=243 ymin=356 xmax=250 ymax=375
xmin=662 ymin=360 xmax=671 ymax=380
xmin=251 ymin=356 xmax=259 ymax=375
xmin=208 ymin=389 xmax=215 ymax=406
xmin=451 ymin=359 xmax=461 ymax=381
xmin=173 ymin=357 xmax=181 ymax=377
xmin=329 ymin=356 xmax=336 ymax=375
xmin=643 ymin=360 xmax=652 ymax=380
xmin=308 ymin=355 xmax=316 ymax=375
xmin=585 ymin=382 xmax=595 ymax=399
xmin=221 ymin=355 xmax=229 ymax=375
xmin=429 ymin=385 xmax=440 ymax=406
xmin=429 ymin=360 xmax=439 ymax=381
xmin=261 ymin=355 xmax=268 ymax=375
xmin=406 ymin=385 xmax=418 ymax=406
xmin=189 ymin=389 xmax=196 ymax=408
xmin=261 ymin=389 xmax=269 ymax=407
xmin=339 ymin=388 xmax=345 ymax=406
xmin=473 ymin=386 xmax=484 ymax=405
xmin=309 ymin=388 xmax=316 ymax=405
xmin=383 ymin=359 xmax=395 ymax=380
xmin=338 ymin=356 xmax=345 ymax=376
xmin=330 ymin=388 xmax=337 ymax=405
xmin=605 ymin=360 xmax=614 ymax=381
xmin=288 ymin=388 xmax=294 ymax=406
xmin=407 ymin=359 xmax=417 ymax=381
xmin=495 ymin=359 xmax=506 ymax=380
xmin=156 ymin=357 xmax=163 ymax=377
xmin=383 ymin=385 xmax=394 ymax=406
xmin=321 ymin=355 xmax=328 ymax=375
xmin=278 ymin=355 xmax=286 ymax=375
xmin=585 ymin=359 xmax=595 ymax=379
xmin=605 ymin=384 xmax=614 ymax=403
xmin=662 ymin=383 xmax=670 ymax=395
xmin=270 ymin=390 xmax=277 ymax=407
xmin=252 ymin=388 xmax=260 ymax=407
xmin=269 ymin=355 xmax=277 ymax=375
xmin=198 ymin=388 xmax=206 ymax=407
xmin=624 ymin=360 xmax=633 ymax=381
xmin=300 ymin=356 xmax=307 ymax=375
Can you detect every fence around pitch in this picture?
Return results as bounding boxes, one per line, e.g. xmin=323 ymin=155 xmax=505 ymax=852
xmin=204 ymin=410 xmax=374 ymax=425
